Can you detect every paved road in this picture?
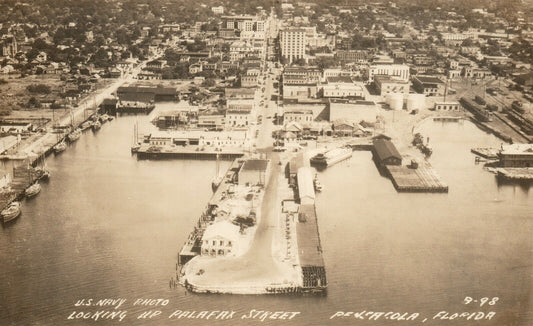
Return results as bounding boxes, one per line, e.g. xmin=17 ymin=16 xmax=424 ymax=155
xmin=184 ymin=66 xmax=296 ymax=287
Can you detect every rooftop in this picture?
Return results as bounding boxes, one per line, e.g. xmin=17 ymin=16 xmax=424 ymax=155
xmin=326 ymin=76 xmax=353 ymax=84
xmin=501 ymin=144 xmax=533 ymax=155
xmin=373 ymin=138 xmax=402 ymax=161
xmin=202 ymin=221 xmax=240 ymax=242
xmin=296 ymin=204 xmax=325 ymax=267
xmin=413 ymin=75 xmax=444 ymax=84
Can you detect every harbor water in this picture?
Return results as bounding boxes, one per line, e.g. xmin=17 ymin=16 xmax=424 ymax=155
xmin=0 ymin=115 xmax=531 ymax=325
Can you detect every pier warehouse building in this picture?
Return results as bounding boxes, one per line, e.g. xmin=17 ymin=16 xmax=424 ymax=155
xmin=297 ymin=167 xmax=315 ymax=205
xmin=499 ymin=144 xmax=533 ymax=167
xmin=373 ymin=138 xmax=402 ymax=166
xmin=237 ymin=159 xmax=270 ymax=186
xmin=295 ymin=167 xmax=326 ymax=293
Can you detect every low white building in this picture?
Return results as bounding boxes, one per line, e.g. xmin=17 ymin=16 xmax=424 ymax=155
xmin=0 ymin=122 xmax=32 ymax=134
xmin=284 ymin=109 xmax=313 ymax=123
xmin=201 ymin=221 xmax=239 ymax=256
xmin=226 ymin=108 xmax=252 ymax=127
xmin=434 ymin=102 xmax=460 ymax=111
xmin=211 ymin=6 xmax=224 ymax=14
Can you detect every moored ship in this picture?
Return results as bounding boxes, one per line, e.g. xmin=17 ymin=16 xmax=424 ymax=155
xmin=67 ymin=128 xmax=82 ymax=142
xmin=53 ymin=141 xmax=67 ymax=154
xmin=25 ymin=183 xmax=41 ymax=198
xmin=310 ymin=147 xmax=353 ymax=167
xmin=1 ymin=201 xmax=21 ymax=223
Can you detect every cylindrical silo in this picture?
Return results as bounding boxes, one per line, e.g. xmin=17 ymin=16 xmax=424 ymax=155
xmin=407 ymin=93 xmax=426 ymax=111
xmin=387 ymin=93 xmax=404 ymax=111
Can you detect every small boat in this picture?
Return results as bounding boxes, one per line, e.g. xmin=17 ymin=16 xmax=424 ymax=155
xmin=80 ymin=121 xmax=92 ymax=131
xmin=107 ymin=115 xmax=114 ymax=121
xmin=53 ymin=141 xmax=67 ymax=154
xmin=67 ymin=128 xmax=82 ymax=142
xmin=92 ymin=120 xmax=101 ymax=131
xmin=1 ymin=201 xmax=21 ymax=223
xmin=34 ymin=168 xmax=50 ymax=181
xmin=100 ymin=114 xmax=112 ymax=122
xmin=25 ymin=183 xmax=41 ymax=198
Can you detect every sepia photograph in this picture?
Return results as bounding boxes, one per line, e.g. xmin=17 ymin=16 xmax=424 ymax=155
xmin=0 ymin=0 xmax=532 ymax=324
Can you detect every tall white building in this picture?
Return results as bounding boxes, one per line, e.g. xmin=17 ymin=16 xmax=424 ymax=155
xmin=280 ymin=28 xmax=306 ymax=63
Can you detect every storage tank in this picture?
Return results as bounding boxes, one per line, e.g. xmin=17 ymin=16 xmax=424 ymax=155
xmin=387 ymin=93 xmax=404 ymax=111
xmin=407 ymin=94 xmax=426 ymax=111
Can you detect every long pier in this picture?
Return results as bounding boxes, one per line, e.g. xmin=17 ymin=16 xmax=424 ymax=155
xmin=177 ymin=157 xmax=327 ymax=295
xmin=136 ymin=147 xmax=244 ymax=160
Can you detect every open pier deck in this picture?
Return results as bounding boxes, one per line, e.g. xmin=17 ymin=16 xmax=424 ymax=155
xmin=385 ymin=164 xmax=448 ymax=193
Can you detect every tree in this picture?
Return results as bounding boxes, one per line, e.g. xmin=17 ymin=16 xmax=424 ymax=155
xmin=27 ymin=97 xmax=41 ymax=109
xmin=27 ymin=84 xmax=51 ymax=94
xmin=461 ymin=38 xmax=474 ymax=47
xmin=202 ymin=78 xmax=216 ymax=87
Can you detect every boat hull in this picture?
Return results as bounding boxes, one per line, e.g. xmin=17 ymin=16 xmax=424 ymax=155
xmin=25 ymin=184 xmax=41 ymax=198
xmin=2 ymin=203 xmax=21 ymax=223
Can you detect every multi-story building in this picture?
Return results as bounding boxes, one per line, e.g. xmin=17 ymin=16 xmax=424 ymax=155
xmin=284 ymin=109 xmax=314 ymax=123
xmin=374 ymin=76 xmax=410 ymax=96
xmin=367 ymin=64 xmax=410 ymax=82
xmin=321 ymin=77 xmax=365 ymax=99
xmin=226 ymin=108 xmax=252 ymax=127
xmin=241 ymin=73 xmax=258 ymax=88
xmin=280 ymin=28 xmax=306 ymax=63
xmin=412 ymin=76 xmax=446 ymax=96
xmin=283 ymin=67 xmax=321 ymax=84
xmin=336 ymin=50 xmax=368 ymax=63
xmin=201 ymin=221 xmax=239 ymax=256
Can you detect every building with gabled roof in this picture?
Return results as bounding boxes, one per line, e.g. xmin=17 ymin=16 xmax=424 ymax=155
xmin=373 ymin=138 xmax=402 ymax=166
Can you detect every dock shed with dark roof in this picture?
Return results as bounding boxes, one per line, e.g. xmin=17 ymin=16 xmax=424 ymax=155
xmin=297 ymin=204 xmax=327 ymax=291
xmin=373 ymin=138 xmax=402 ymax=165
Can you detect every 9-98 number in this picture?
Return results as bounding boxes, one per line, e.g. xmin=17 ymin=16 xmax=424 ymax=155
xmin=464 ymin=297 xmax=499 ymax=307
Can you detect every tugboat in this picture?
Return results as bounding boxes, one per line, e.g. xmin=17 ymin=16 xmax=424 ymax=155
xmin=67 ymin=128 xmax=82 ymax=142
xmin=25 ymin=182 xmax=41 ymax=198
xmin=1 ymin=201 xmax=21 ymax=223
xmin=53 ymin=141 xmax=67 ymax=154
